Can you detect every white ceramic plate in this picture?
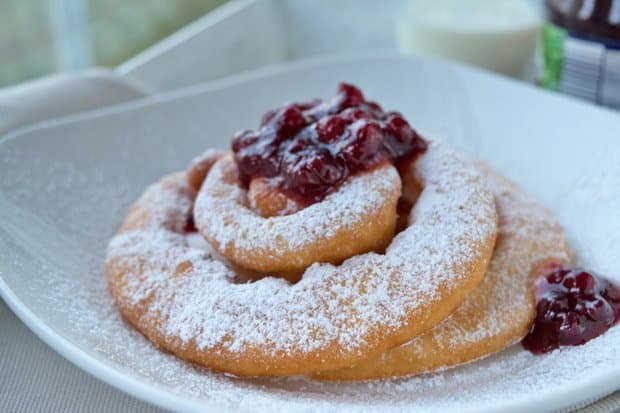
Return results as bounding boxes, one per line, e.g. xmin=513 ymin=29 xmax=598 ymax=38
xmin=1 ymin=55 xmax=619 ymax=413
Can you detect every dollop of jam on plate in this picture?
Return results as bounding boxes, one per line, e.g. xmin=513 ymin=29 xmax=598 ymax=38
xmin=231 ymin=83 xmax=427 ymax=206
xmin=523 ymin=263 xmax=620 ymax=354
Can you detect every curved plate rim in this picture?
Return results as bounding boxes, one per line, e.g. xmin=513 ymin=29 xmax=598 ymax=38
xmin=1 ymin=52 xmax=619 ymax=413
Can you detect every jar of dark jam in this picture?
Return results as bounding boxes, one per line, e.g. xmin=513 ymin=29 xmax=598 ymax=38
xmin=541 ymin=0 xmax=620 ymax=109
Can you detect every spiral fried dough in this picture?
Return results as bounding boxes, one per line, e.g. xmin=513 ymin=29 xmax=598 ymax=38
xmin=313 ymin=163 xmax=573 ymax=381
xmin=194 ymin=154 xmax=401 ymax=273
xmin=106 ymin=141 xmax=497 ymax=377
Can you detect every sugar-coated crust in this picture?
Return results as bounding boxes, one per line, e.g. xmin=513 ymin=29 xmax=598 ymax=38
xmin=105 ymin=141 xmax=497 ymax=377
xmin=187 ymin=149 xmax=227 ymax=193
xmin=194 ymin=155 xmax=400 ymax=273
xmin=313 ymin=162 xmax=574 ymax=381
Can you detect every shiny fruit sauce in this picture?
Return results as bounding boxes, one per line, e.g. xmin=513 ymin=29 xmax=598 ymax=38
xmin=523 ymin=264 xmax=620 ymax=354
xmin=231 ymin=83 xmax=427 ymax=205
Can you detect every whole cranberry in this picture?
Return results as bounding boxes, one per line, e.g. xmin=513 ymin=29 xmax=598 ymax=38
xmin=232 ymin=130 xmax=259 ymax=152
xmin=285 ymin=150 xmax=344 ymax=197
xmin=342 ymin=122 xmax=383 ymax=168
xmin=316 ymin=115 xmax=347 ymax=143
xmin=364 ymin=101 xmax=384 ymax=118
xmin=235 ymin=142 xmax=280 ymax=182
xmin=383 ymin=114 xmax=423 ymax=160
xmin=272 ymin=106 xmax=307 ymax=140
xmin=337 ymin=83 xmax=365 ymax=110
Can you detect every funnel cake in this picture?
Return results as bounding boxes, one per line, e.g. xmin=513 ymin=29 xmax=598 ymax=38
xmin=195 ymin=83 xmax=429 ymax=274
xmin=313 ymin=163 xmax=574 ymax=381
xmin=194 ymin=155 xmax=400 ymax=273
xmin=106 ymin=139 xmax=497 ymax=377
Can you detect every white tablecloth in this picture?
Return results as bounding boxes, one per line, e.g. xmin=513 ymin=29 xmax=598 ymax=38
xmin=0 ymin=69 xmax=618 ymax=413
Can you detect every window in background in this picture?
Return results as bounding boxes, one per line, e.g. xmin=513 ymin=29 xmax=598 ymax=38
xmin=0 ymin=1 xmax=56 ymax=88
xmin=0 ymin=0 xmax=227 ymax=88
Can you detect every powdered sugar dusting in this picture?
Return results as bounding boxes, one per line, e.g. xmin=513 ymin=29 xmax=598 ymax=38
xmin=1 ymin=136 xmax=619 ymax=413
xmin=105 ymin=142 xmax=496 ymax=366
xmin=316 ymin=165 xmax=575 ymax=380
xmin=195 ymin=160 xmax=399 ymax=254
xmin=416 ymin=165 xmax=573 ymax=352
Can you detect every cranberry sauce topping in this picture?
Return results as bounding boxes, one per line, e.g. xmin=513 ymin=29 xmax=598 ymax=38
xmin=522 ymin=264 xmax=620 ymax=354
xmin=231 ymin=83 xmax=427 ymax=205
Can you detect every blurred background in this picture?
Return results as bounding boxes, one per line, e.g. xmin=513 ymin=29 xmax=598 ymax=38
xmin=0 ymin=0 xmax=544 ymax=88
xmin=0 ymin=0 xmax=226 ymax=87
xmin=1 ymin=0 xmax=618 ymax=109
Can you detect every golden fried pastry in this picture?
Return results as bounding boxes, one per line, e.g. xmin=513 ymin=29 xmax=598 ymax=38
xmin=313 ymin=163 xmax=573 ymax=381
xmin=247 ymin=177 xmax=305 ymax=217
xmin=106 ymin=82 xmax=620 ymax=380
xmin=105 ymin=141 xmax=497 ymax=377
xmin=187 ymin=149 xmax=226 ymax=192
xmin=193 ymin=155 xmax=401 ymax=273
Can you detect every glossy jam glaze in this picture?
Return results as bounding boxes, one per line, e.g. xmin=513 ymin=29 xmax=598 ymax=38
xmin=523 ymin=263 xmax=620 ymax=354
xmin=232 ymin=83 xmax=427 ymax=205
